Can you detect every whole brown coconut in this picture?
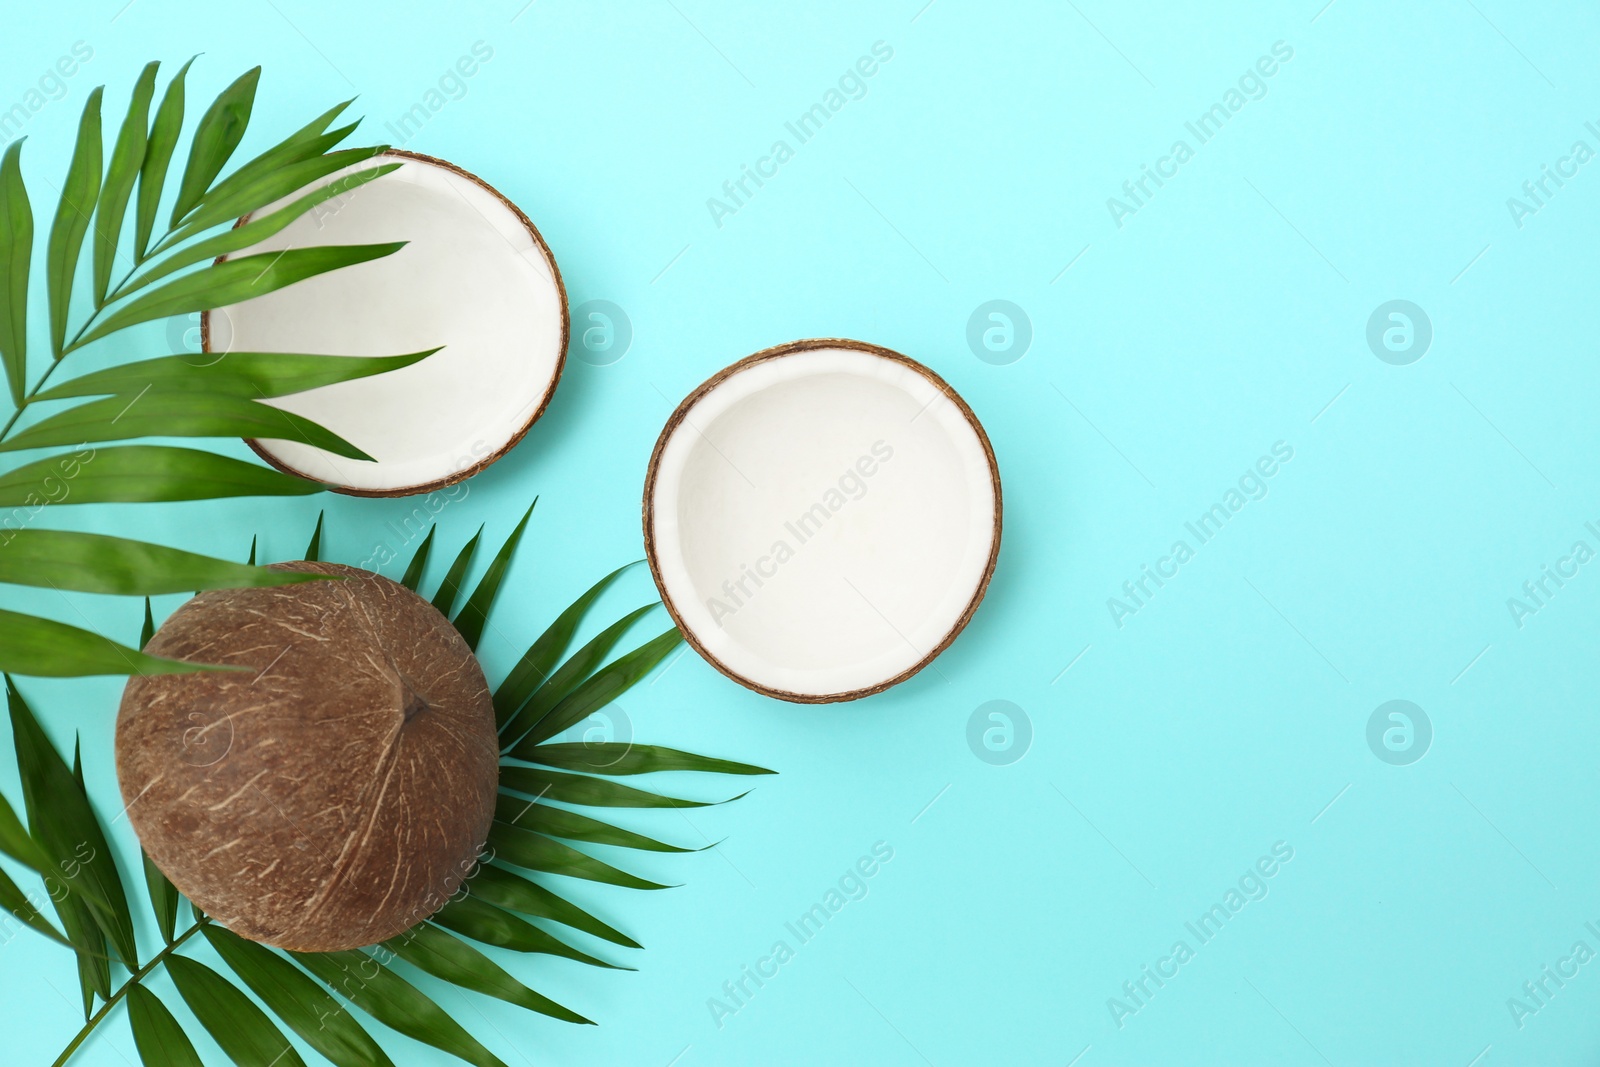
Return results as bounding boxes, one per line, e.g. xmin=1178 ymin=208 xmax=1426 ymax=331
xmin=116 ymin=562 xmax=499 ymax=952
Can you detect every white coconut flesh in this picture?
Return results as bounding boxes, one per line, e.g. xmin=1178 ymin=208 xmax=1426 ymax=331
xmin=206 ymin=152 xmax=565 ymax=494
xmin=646 ymin=343 xmax=1000 ymax=702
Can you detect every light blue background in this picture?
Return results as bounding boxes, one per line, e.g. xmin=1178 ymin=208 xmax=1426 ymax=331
xmin=3 ymin=1 xmax=1599 ymax=1064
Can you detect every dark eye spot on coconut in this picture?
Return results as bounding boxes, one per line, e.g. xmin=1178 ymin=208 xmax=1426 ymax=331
xmin=400 ymin=677 xmax=431 ymax=723
xmin=114 ymin=562 xmax=498 ymax=953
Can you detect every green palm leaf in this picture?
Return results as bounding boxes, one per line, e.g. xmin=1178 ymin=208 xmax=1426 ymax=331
xmin=493 ymin=561 xmax=640 ymax=726
xmin=162 ymin=96 xmax=356 ymax=247
xmin=291 ymin=949 xmax=508 ymax=1067
xmin=37 ymin=348 xmax=438 ymax=402
xmin=134 ymin=163 xmax=396 ymax=296
xmin=384 ymin=924 xmax=592 ymax=1025
xmin=47 ymin=87 xmax=103 ymax=356
xmin=304 ymin=510 xmax=324 ymax=561
xmin=209 ymin=96 xmax=351 ymax=184
xmin=500 ymin=765 xmax=735 ymax=809
xmin=0 ymin=58 xmax=430 ymax=696
xmin=75 ymin=241 xmax=405 ymax=350
xmin=0 ymin=610 xmax=219 ymax=677
xmin=169 ymin=144 xmax=387 ymax=244
xmin=68 ymin=905 xmax=109 ymax=1012
xmin=7 ymin=678 xmax=137 ymax=966
xmin=432 ymin=895 xmax=626 ymax=968
xmin=399 ymin=526 xmax=435 ymax=592
xmin=0 ymin=445 xmax=324 ymax=506
xmin=127 ymin=985 xmax=205 ymax=1067
xmin=65 ymin=740 xmax=109 ymax=1015
xmin=0 ymin=139 xmax=31 ymax=405
xmin=522 ymin=743 xmax=775 ymax=777
xmin=487 ymin=822 xmax=673 ymax=890
xmin=92 ymin=61 xmax=158 ymax=306
xmin=204 ymin=925 xmax=395 ymax=1067
xmin=166 ymin=954 xmax=309 ymax=1067
xmin=430 ymin=525 xmax=482 ymax=616
xmin=133 ymin=57 xmax=192 ymax=262
xmin=498 ymin=603 xmax=658 ymax=745
xmin=228 ymin=96 xmax=354 ymax=173
xmin=496 ymin=791 xmax=696 ymax=853
xmin=466 ymin=864 xmax=641 ymax=948
xmin=0 ymin=864 xmax=70 ymax=946
xmin=0 ymin=391 xmax=375 ymax=461
xmin=133 ymin=165 xmax=400 ymax=300
xmin=141 ymin=849 xmax=178 ymax=944
xmin=0 ymin=787 xmax=55 ymax=873
xmin=127 ymin=161 xmax=398 ymax=293
xmin=453 ymin=500 xmax=535 ymax=650
xmin=169 ymin=66 xmax=260 ymax=226
xmin=0 ymin=529 xmax=332 ymax=595
xmin=514 ymin=627 xmax=683 ymax=750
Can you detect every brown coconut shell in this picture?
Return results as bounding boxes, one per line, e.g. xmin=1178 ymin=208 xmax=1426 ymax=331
xmin=115 ymin=562 xmax=499 ymax=952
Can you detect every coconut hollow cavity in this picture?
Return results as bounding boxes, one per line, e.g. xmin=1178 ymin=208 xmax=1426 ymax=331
xmin=643 ymin=339 xmax=1002 ymax=703
xmin=115 ymin=563 xmax=499 ymax=952
xmin=203 ymin=150 xmax=569 ymax=497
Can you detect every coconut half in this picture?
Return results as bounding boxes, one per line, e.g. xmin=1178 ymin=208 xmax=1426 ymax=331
xmin=644 ymin=339 xmax=1001 ymax=703
xmin=204 ymin=150 xmax=568 ymax=496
